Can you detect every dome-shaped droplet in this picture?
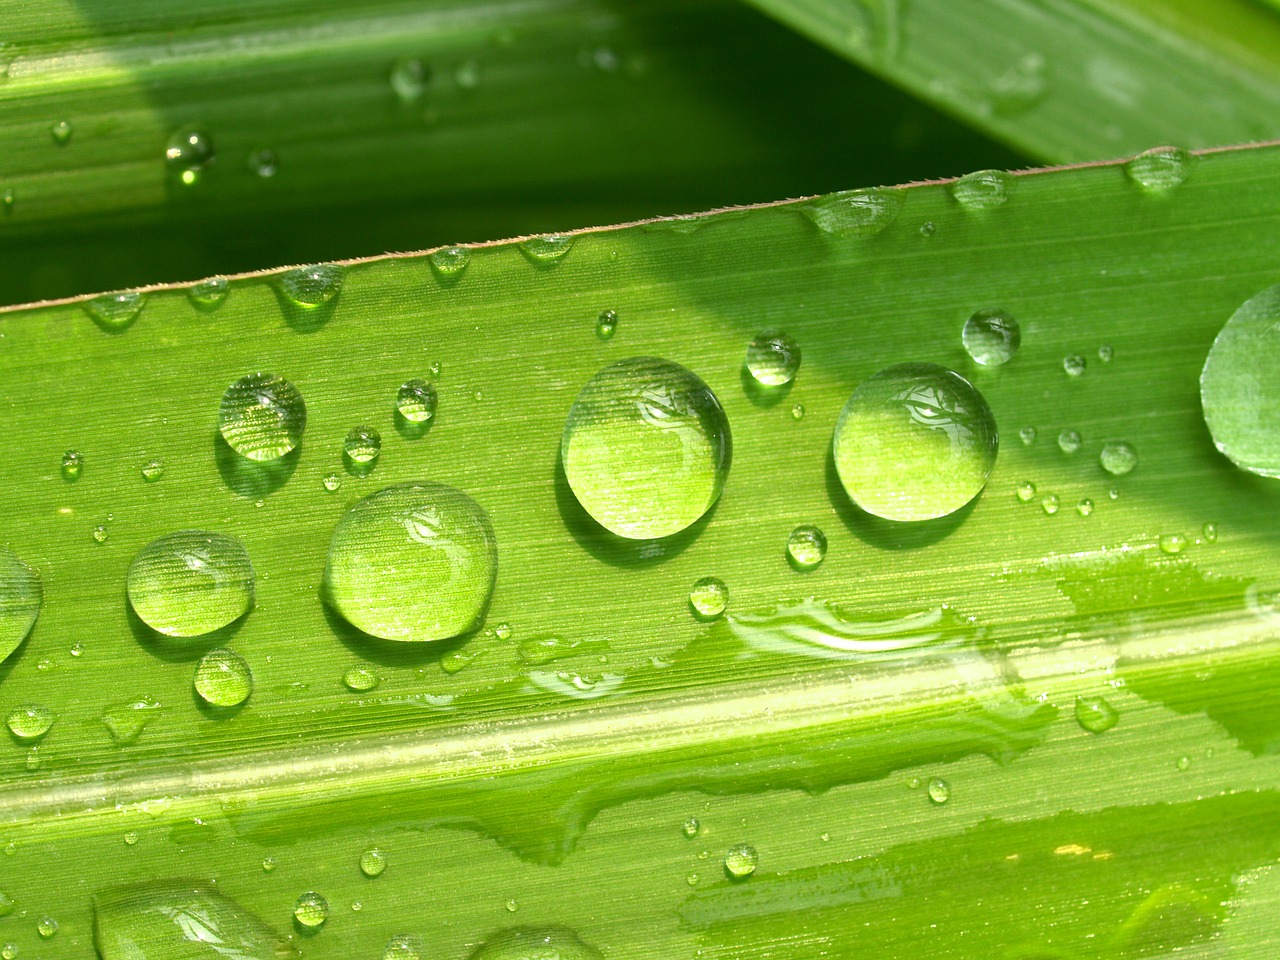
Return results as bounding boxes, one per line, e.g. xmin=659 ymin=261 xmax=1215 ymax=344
xmin=927 ymin=777 xmax=950 ymax=804
xmin=746 ymin=331 xmax=801 ymax=386
xmin=343 ymin=665 xmax=379 ymax=691
xmin=1099 ymin=440 xmax=1138 ymax=476
xmin=396 ymin=380 xmax=437 ymax=424
xmin=561 ymin=357 xmax=731 ymax=539
xmin=278 ymin=264 xmax=344 ymax=307
xmin=219 ymin=373 xmax=307 ymax=461
xmin=50 ymin=121 xmax=71 ymax=144
xmin=343 ymin=426 xmax=381 ymax=465
xmin=390 ymin=57 xmax=428 ymax=101
xmin=193 ymin=648 xmax=253 ymax=708
xmin=469 ymin=927 xmax=603 ymax=960
xmin=1125 ymin=146 xmax=1192 ymax=192
xmin=0 ymin=546 xmax=41 ymax=662
xmin=126 ymin=531 xmax=254 ymax=637
xmin=1015 ymin=480 xmax=1036 ymax=502
xmin=249 ymin=148 xmax=278 ymax=178
xmin=384 ymin=936 xmax=422 ymax=960
xmin=189 ymin=277 xmax=229 ymax=310
xmin=165 ymin=129 xmax=216 ymax=184
xmin=520 ymin=234 xmax=574 ymax=264
xmin=359 ymin=847 xmax=387 ymax=877
xmin=961 ymin=309 xmax=1020 ymax=366
xmin=323 ymin=483 xmax=498 ymax=642
xmin=786 ymin=525 xmax=827 ymax=569
xmin=428 ymin=246 xmax=470 ymax=278
xmin=292 ymin=892 xmax=328 ymax=929
xmin=1057 ymin=429 xmax=1081 ymax=454
xmin=323 ymin=474 xmax=342 ymax=493
xmin=6 ymin=705 xmax=53 ymax=740
xmin=1075 ymin=695 xmax=1119 ymax=733
xmin=1063 ymin=354 xmax=1086 ymax=377
xmin=141 ymin=458 xmax=165 ymax=482
xmin=801 ymin=187 xmax=903 ymax=237
xmin=688 ymin=576 xmax=727 ymax=620
xmin=723 ymin=843 xmax=758 ymax=880
xmin=85 ymin=292 xmax=145 ymax=332
xmin=61 ymin=449 xmax=83 ymax=481
xmin=950 ymin=169 xmax=1013 ymax=210
xmin=35 ymin=917 xmax=57 ymax=940
xmin=596 ymin=309 xmax=617 ymax=341
xmin=832 ymin=363 xmax=998 ymax=522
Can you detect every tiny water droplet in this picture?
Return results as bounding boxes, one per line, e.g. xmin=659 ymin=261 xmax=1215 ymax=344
xmin=504 ymin=899 xmax=518 ymax=913
xmin=685 ymin=873 xmax=700 ymax=887
xmin=61 ymin=449 xmax=83 ymax=480
xmin=6 ymin=705 xmax=53 ymax=740
xmin=1019 ymin=425 xmax=1037 ymax=446
xmin=396 ymin=379 xmax=437 ymax=424
xmin=1203 ymin=522 xmax=1218 ymax=542
xmin=124 ymin=831 xmax=139 ymax=846
xmin=802 ymin=187 xmax=903 ymax=237
xmin=1041 ymin=494 xmax=1060 ymax=515
xmin=390 ymin=57 xmax=428 ymax=101
xmin=520 ymin=234 xmax=574 ymax=264
xmin=1098 ymin=344 xmax=1114 ymax=362
xmin=682 ymin=817 xmax=700 ymax=838
xmin=1075 ymin=695 xmax=1119 ymax=733
xmin=383 ymin=935 xmax=422 ymax=960
xmin=141 ymin=458 xmax=165 ymax=482
xmin=454 ymin=59 xmax=480 ymax=89
xmin=950 ymin=169 xmax=1013 ymax=210
xmin=70 ymin=641 xmax=84 ymax=656
xmin=962 ymin=309 xmax=1020 ymax=366
xmin=1109 ymin=487 xmax=1120 ymax=500
xmin=833 ymin=363 xmax=997 ymax=522
xmin=689 ymin=577 xmax=727 ymax=620
xmin=1063 ymin=354 xmax=1086 ymax=377
xmin=1176 ymin=755 xmax=1191 ymax=771
xmin=193 ymin=648 xmax=253 ymax=708
xmin=262 ymin=857 xmax=277 ymax=873
xmin=1057 ymin=429 xmax=1082 ymax=454
xmin=596 ymin=309 xmax=617 ymax=340
xmin=165 ymin=128 xmax=215 ymax=182
xmin=723 ymin=843 xmax=758 ymax=880
xmin=189 ymin=277 xmax=229 ymax=310
xmin=1015 ymin=480 xmax=1036 ymax=502
xmin=746 ymin=331 xmax=801 ymax=386
xmin=250 ymin=148 xmax=278 ymax=178
xmin=1100 ymin=440 xmax=1138 ymax=476
xmin=791 ymin=402 xmax=805 ymax=420
xmin=50 ymin=121 xmax=71 ymax=144
xmin=85 ymin=292 xmax=145 ymax=332
xmin=36 ymin=917 xmax=57 ymax=939
xmin=127 ymin=530 xmax=253 ymax=637
xmin=343 ymin=665 xmax=379 ymax=692
xmin=323 ymin=474 xmax=342 ymax=493
xmin=1077 ymin=498 xmax=1094 ymax=517
xmin=919 ymin=221 xmax=936 ymax=237
xmin=359 ymin=847 xmax=387 ymax=877
xmin=343 ymin=426 xmax=382 ymax=465
xmin=1159 ymin=533 xmax=1187 ymax=555
xmin=494 ymin=622 xmax=512 ymax=640
xmin=293 ymin=892 xmax=328 ymax=929
xmin=428 ymin=246 xmax=470 ymax=278
xmin=786 ymin=525 xmax=827 ymax=570
xmin=927 ymin=777 xmax=950 ymax=804
xmin=278 ymin=263 xmax=344 ymax=308
xmin=219 ymin=373 xmax=307 ymax=461
xmin=1125 ymin=146 xmax=1192 ymax=191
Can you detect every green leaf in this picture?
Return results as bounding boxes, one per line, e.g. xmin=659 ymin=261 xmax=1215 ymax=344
xmin=741 ymin=0 xmax=1280 ymax=162
xmin=2 ymin=143 xmax=1280 ymax=958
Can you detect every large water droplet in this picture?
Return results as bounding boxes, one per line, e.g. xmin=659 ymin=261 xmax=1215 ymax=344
xmin=832 ymin=363 xmax=998 ymax=522
xmin=85 ymin=292 xmax=145 ymax=332
xmin=126 ymin=531 xmax=254 ymax=637
xmin=189 ymin=277 xmax=229 ymax=310
xmin=1075 ymin=695 xmax=1119 ymax=733
xmin=950 ymin=169 xmax=1013 ymax=210
xmin=786 ymin=525 xmax=827 ymax=570
xmin=6 ymin=705 xmax=53 ymax=740
xmin=193 ymin=648 xmax=253 ymax=708
xmin=961 ymin=309 xmax=1020 ymax=366
xmin=396 ymin=380 xmax=437 ymax=424
xmin=428 ymin=246 xmax=470 ymax=279
xmin=520 ymin=234 xmax=574 ymax=264
xmin=746 ymin=331 xmax=801 ymax=386
xmin=293 ymin=892 xmax=328 ymax=930
xmin=723 ymin=843 xmax=759 ymax=880
xmin=801 ymin=187 xmax=903 ymax=237
xmin=561 ymin=357 xmax=731 ymax=539
xmin=1125 ymin=146 xmax=1192 ymax=191
xmin=0 ymin=546 xmax=41 ymax=662
xmin=278 ymin=264 xmax=344 ymax=307
xmin=469 ymin=928 xmax=603 ymax=960
xmin=688 ymin=576 xmax=728 ymax=620
xmin=166 ymin=129 xmax=215 ymax=184
xmin=1099 ymin=440 xmax=1138 ymax=476
xmin=219 ymin=373 xmax=307 ymax=461
xmin=1200 ymin=285 xmax=1280 ymax=477
xmin=323 ymin=483 xmax=498 ymax=642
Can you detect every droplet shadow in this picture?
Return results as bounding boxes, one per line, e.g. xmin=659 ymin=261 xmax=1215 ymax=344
xmin=127 ymin=600 xmax=248 ymax=663
xmin=193 ymin=689 xmax=250 ymax=721
xmin=393 ymin=410 xmax=434 ymax=442
xmin=214 ymin=433 xmax=300 ymax=499
xmin=739 ymin=363 xmax=793 ymax=409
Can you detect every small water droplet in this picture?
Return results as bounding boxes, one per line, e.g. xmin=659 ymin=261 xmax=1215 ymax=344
xmin=927 ymin=777 xmax=950 ymax=804
xmin=1109 ymin=487 xmax=1120 ymax=500
xmin=396 ymin=379 xmax=437 ymax=424
xmin=383 ymin=935 xmax=422 ymax=960
xmin=250 ymin=148 xmax=278 ymax=178
xmin=70 ymin=641 xmax=84 ymax=657
xmin=1159 ymin=533 xmax=1188 ymax=555
xmin=833 ymin=363 xmax=998 ymax=522
xmin=124 ymin=831 xmax=139 ymax=846
xmin=127 ymin=530 xmax=254 ymax=637
xmin=919 ymin=221 xmax=936 ymax=237
xmin=278 ymin=263 xmax=344 ymax=308
xmin=165 ymin=129 xmax=215 ymax=183
xmin=682 ymin=817 xmax=700 ymax=838
xmin=786 ymin=525 xmax=827 ymax=570
xmin=293 ymin=892 xmax=328 ymax=929
xmin=791 ymin=402 xmax=805 ymax=420
xmin=950 ymin=169 xmax=1013 ymax=210
xmin=6 ymin=705 xmax=53 ymax=740
xmin=493 ymin=622 xmax=512 ymax=640
xmin=1041 ymin=494 xmax=1060 ymax=515
xmin=504 ymin=899 xmax=518 ymax=913
xmin=802 ymin=187 xmax=903 ymax=237
xmin=1019 ymin=425 xmax=1037 ymax=446
xmin=343 ymin=665 xmax=379 ymax=692
xmin=359 ymin=847 xmax=387 ymax=877
xmin=596 ymin=309 xmax=617 ymax=340
xmin=61 ymin=449 xmax=83 ymax=480
xmin=141 ymin=458 xmax=165 ymax=482
xmin=1100 ymin=440 xmax=1138 ymax=476
xmin=1057 ymin=429 xmax=1082 ymax=454
xmin=85 ymin=291 xmax=145 ymax=332
xmin=323 ymin=474 xmax=342 ymax=493
xmin=50 ymin=121 xmax=71 ymax=144
xmin=219 ymin=373 xmax=307 ymax=461
xmin=454 ymin=59 xmax=480 ymax=89
xmin=1125 ymin=146 xmax=1192 ymax=191
xmin=723 ymin=843 xmax=758 ymax=880
xmin=1077 ymin=498 xmax=1093 ymax=517
xmin=962 ymin=309 xmax=1020 ymax=366
xmin=689 ymin=577 xmax=728 ymax=620
xmin=1075 ymin=695 xmax=1119 ymax=733
xmin=262 ymin=857 xmax=277 ymax=873
xmin=1 ymin=943 xmax=13 ymax=960
xmin=428 ymin=246 xmax=470 ymax=279
xmin=101 ymin=697 xmax=161 ymax=744
xmin=36 ymin=917 xmax=57 ymax=939
xmin=1203 ymin=522 xmax=1218 ymax=543
xmin=520 ymin=234 xmax=574 ymax=264
xmin=1098 ymin=344 xmax=1114 ymax=362
xmin=193 ymin=648 xmax=253 ymax=708
xmin=1 ymin=189 xmax=12 ymax=211
xmin=746 ymin=331 xmax=801 ymax=386
xmin=1063 ymin=354 xmax=1087 ymax=377
xmin=1015 ymin=480 xmax=1037 ymax=502
xmin=685 ymin=872 xmax=700 ymax=887
xmin=343 ymin=426 xmax=382 ymax=466
xmin=189 ymin=277 xmax=229 ymax=310
xmin=390 ymin=57 xmax=428 ymax=101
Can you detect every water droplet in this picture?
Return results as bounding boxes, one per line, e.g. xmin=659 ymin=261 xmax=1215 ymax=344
xmin=1 ymin=944 xmax=14 ymax=960
xmin=470 ymin=927 xmax=603 ymax=960
xmin=562 ymin=357 xmax=731 ymax=539
xmin=359 ymin=847 xmax=387 ymax=877
xmin=688 ymin=576 xmax=728 ymax=621
xmin=124 ymin=831 xmax=139 ymax=845
xmin=832 ymin=363 xmax=998 ymax=522
xmin=1075 ymin=695 xmax=1119 ymax=733
xmin=1063 ymin=354 xmax=1087 ymax=377
xmin=0 ymin=546 xmax=41 ymax=660
xmin=189 ymin=277 xmax=229 ymax=310
xmin=919 ymin=221 xmax=936 ymax=237
xmin=293 ymin=892 xmax=328 ymax=929
xmin=343 ymin=665 xmax=379 ymax=691
xmin=390 ymin=57 xmax=428 ymax=101
xmin=1109 ymin=487 xmax=1120 ymax=500
xmin=101 ymin=697 xmax=161 ymax=744
xmin=927 ymin=777 xmax=950 ymax=804
xmin=36 ymin=916 xmax=57 ymax=939
xmin=791 ymin=402 xmax=805 ymax=420
xmin=278 ymin=263 xmax=344 ymax=307
xmin=250 ymin=148 xmax=278 ymax=178
xmin=786 ymin=525 xmax=827 ymax=570
xmin=429 ymin=361 xmax=442 ymax=378
xmin=596 ymin=309 xmax=617 ymax=340
xmin=1098 ymin=344 xmax=1114 ymax=363
xmin=1015 ymin=480 xmax=1036 ymax=502
xmin=682 ymin=817 xmax=700 ymax=838
xmin=1019 ymin=425 xmax=1037 ymax=446
xmin=1203 ymin=522 xmax=1218 ymax=543
xmin=962 ymin=309 xmax=1020 ymax=366
xmin=165 ymin=129 xmax=215 ymax=183
xmin=428 ymin=246 xmax=470 ymax=278
xmin=1041 ymin=494 xmax=1060 ymax=515
xmin=6 ymin=705 xmax=52 ymax=740
xmin=323 ymin=474 xmax=342 ymax=493
xmin=950 ymin=169 xmax=1013 ymax=210
xmin=0 ymin=894 xmax=13 ymax=919
xmin=127 ymin=530 xmax=254 ymax=637
xmin=85 ymin=291 xmax=145 ymax=332
xmin=520 ymin=234 xmax=574 ymax=264
xmin=1057 ymin=429 xmax=1082 ymax=454
xmin=324 ymin=483 xmax=498 ymax=642
xmin=685 ymin=873 xmax=700 ymax=886
xmin=384 ymin=935 xmax=422 ymax=960
xmin=92 ymin=524 xmax=109 ymax=543
xmin=1176 ymin=755 xmax=1191 ymax=771
xmin=504 ymin=899 xmax=518 ymax=913
xmin=454 ymin=59 xmax=480 ymax=89
xmin=141 ymin=458 xmax=165 ymax=482
xmin=50 ymin=120 xmax=71 ymax=144
xmin=723 ymin=843 xmax=758 ymax=880
xmin=1077 ymin=498 xmax=1094 ymax=517
xmin=1159 ymin=533 xmax=1188 ymax=555
xmin=1125 ymin=146 xmax=1192 ymax=191
xmin=193 ymin=648 xmax=253 ymax=708
xmin=1100 ymin=440 xmax=1138 ymax=476
xmin=396 ymin=380 xmax=437 ymax=424
xmin=987 ymin=52 xmax=1047 ymax=115
xmin=493 ymin=621 xmax=512 ymax=641
xmin=802 ymin=187 xmax=903 ymax=237
xmin=61 ymin=449 xmax=83 ymax=480
xmin=262 ymin=857 xmax=277 ymax=873
xmin=219 ymin=373 xmax=307 ymax=461
xmin=343 ymin=426 xmax=382 ymax=466
xmin=70 ymin=641 xmax=84 ymax=656
xmin=746 ymin=331 xmax=801 ymax=386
